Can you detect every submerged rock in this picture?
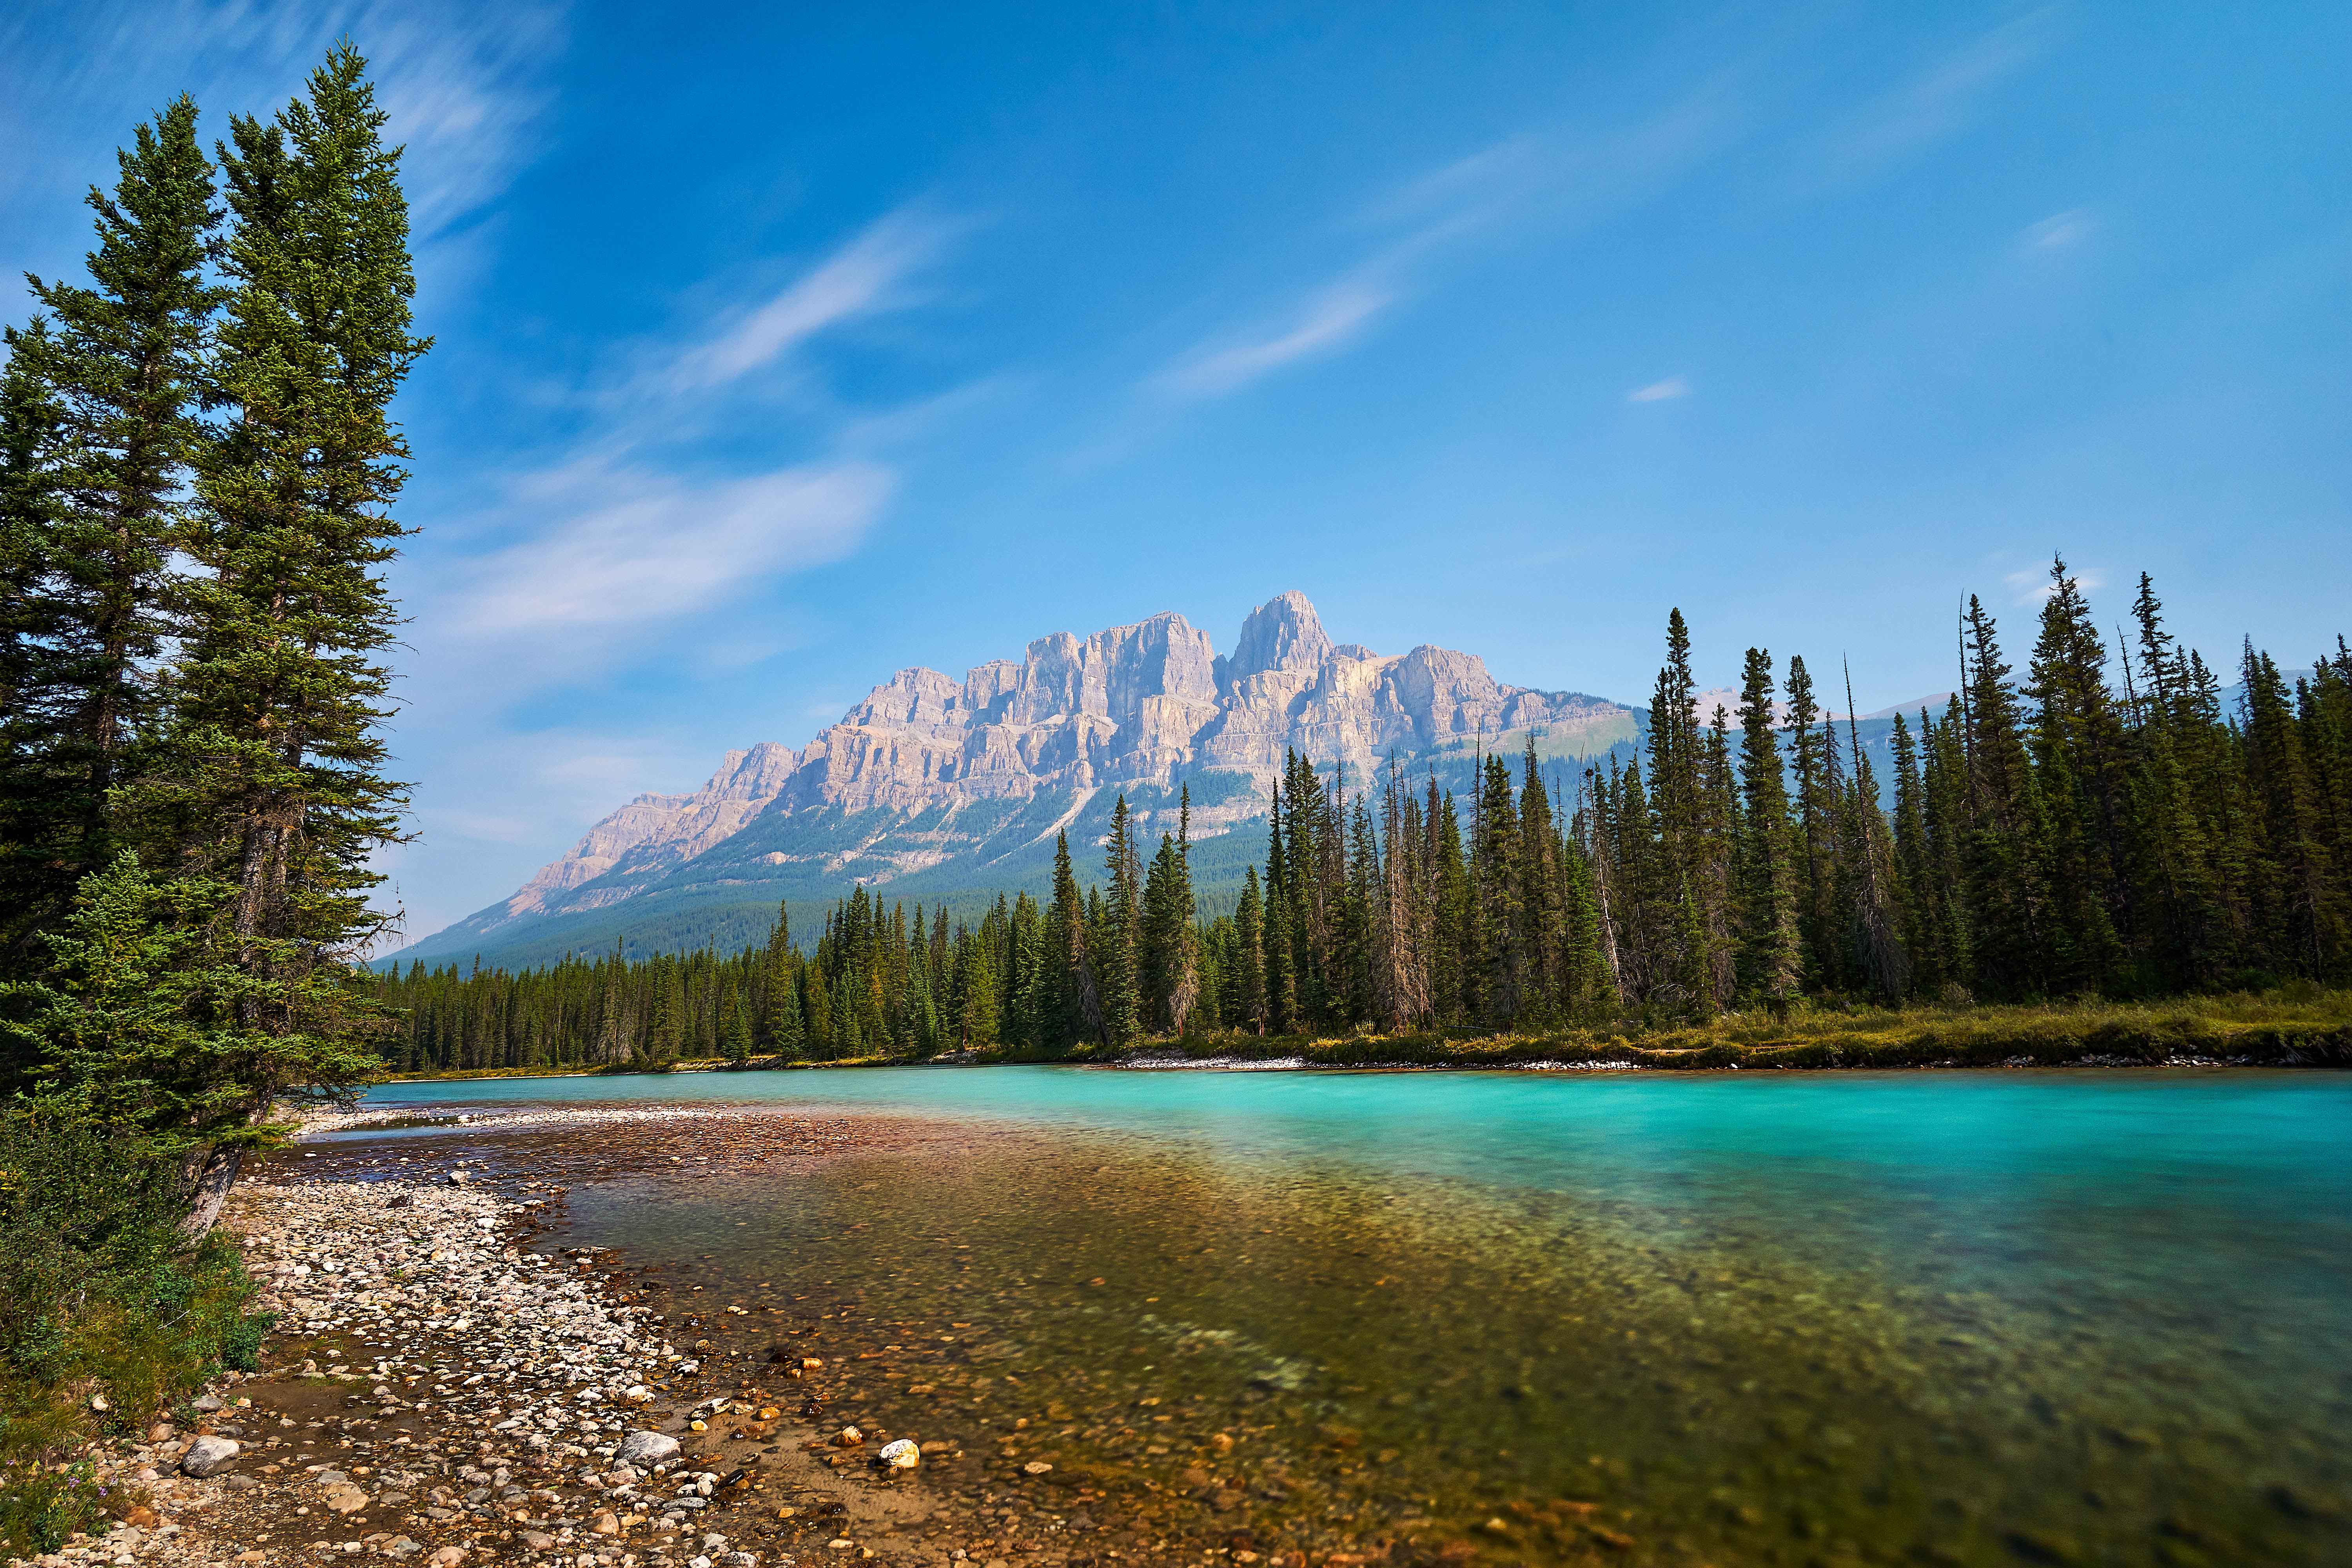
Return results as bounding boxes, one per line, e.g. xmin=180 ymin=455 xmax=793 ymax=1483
xmin=879 ymin=1439 xmax=920 ymax=1470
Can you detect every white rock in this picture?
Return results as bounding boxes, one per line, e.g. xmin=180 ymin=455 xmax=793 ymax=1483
xmin=878 ymin=1439 xmax=919 ymax=1470
xmin=180 ymin=1436 xmax=241 ymax=1477
xmin=615 ymin=1430 xmax=681 ymax=1466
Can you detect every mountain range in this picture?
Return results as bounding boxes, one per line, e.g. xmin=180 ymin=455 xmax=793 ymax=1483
xmin=387 ymin=592 xmax=1643 ymax=969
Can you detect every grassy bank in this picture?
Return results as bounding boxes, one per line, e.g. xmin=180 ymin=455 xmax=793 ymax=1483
xmin=0 ymin=1116 xmax=272 ymax=1555
xmin=1089 ymin=988 xmax=2352 ymax=1071
xmin=372 ymin=989 xmax=2352 ymax=1080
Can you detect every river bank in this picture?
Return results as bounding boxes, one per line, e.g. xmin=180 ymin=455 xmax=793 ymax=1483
xmin=9 ymin=1111 xmax=1199 ymax=1568
xmin=378 ymin=991 xmax=2352 ymax=1082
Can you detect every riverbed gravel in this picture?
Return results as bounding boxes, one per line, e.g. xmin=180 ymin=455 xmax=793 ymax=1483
xmin=10 ymin=1110 xmax=1255 ymax=1568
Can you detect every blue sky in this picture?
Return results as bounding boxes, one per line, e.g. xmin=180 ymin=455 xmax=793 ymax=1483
xmin=4 ymin=1 xmax=2346 ymax=946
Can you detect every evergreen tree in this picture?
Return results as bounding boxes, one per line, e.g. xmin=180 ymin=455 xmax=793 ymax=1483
xmin=2242 ymin=642 xmax=2342 ymax=975
xmin=646 ymin=956 xmax=685 ymax=1060
xmin=1235 ymin=864 xmax=1269 ymax=1033
xmin=1370 ymin=760 xmax=1429 ymax=1030
xmin=2026 ymin=557 xmax=2129 ymax=991
xmin=2119 ymin=576 xmax=2227 ymax=988
xmin=719 ymin=975 xmax=750 ymax=1060
xmin=761 ymin=902 xmax=803 ymax=1059
xmin=1784 ymin=654 xmax=1839 ymax=990
xmin=1140 ymin=829 xmax=1199 ymax=1034
xmin=1836 ymin=667 xmax=1908 ymax=1000
xmin=1889 ymin=711 xmax=1942 ymax=994
xmin=1261 ymin=808 xmax=1297 ymax=1032
xmin=1473 ymin=752 xmax=1524 ymax=1022
xmin=1733 ymin=648 xmax=1801 ymax=1006
xmin=803 ymin=958 xmax=833 ymax=1059
xmin=1339 ymin=793 xmax=1379 ymax=1025
xmin=1428 ymin=786 xmax=1472 ymax=1023
xmin=1099 ymin=796 xmax=1142 ymax=1045
xmin=1 ymin=98 xmax=220 ymax=957
xmin=4 ymin=851 xmax=381 ymax=1229
xmin=955 ymin=924 xmax=999 ymax=1047
xmin=171 ymin=46 xmax=425 ymax=972
xmin=1044 ymin=831 xmax=1088 ymax=1050
xmin=1960 ymin=596 xmax=2057 ymax=997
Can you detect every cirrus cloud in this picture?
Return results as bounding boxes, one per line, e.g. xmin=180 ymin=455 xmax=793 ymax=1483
xmin=1628 ymin=376 xmax=1691 ymax=402
xmin=454 ymin=462 xmax=893 ymax=636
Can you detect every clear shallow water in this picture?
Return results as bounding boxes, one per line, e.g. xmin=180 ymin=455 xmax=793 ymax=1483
xmin=353 ymin=1068 xmax=2352 ymax=1564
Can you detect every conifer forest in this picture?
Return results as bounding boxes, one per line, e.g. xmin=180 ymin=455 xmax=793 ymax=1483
xmin=371 ymin=570 xmax=2352 ymax=1073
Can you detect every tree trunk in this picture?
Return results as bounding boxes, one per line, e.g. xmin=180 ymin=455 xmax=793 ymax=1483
xmin=180 ymin=1144 xmax=244 ymax=1237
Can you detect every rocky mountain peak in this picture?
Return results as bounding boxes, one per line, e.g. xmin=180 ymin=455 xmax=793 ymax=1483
xmin=1222 ymin=590 xmax=1333 ymax=687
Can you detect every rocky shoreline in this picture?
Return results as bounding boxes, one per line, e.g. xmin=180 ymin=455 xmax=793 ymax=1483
xmin=6 ymin=1114 xmax=1064 ymax=1568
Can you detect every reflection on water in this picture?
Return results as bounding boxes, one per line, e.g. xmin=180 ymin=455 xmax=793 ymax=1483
xmin=499 ymin=1071 xmax=2352 ymax=1568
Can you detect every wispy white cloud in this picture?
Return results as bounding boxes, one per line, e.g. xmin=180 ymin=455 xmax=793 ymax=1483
xmin=454 ymin=462 xmax=891 ymax=635
xmin=1151 ymin=281 xmax=1394 ymax=399
xmin=354 ymin=0 xmax=566 ymax=246
xmin=0 ymin=0 xmax=566 ymax=290
xmin=1813 ymin=10 xmax=2057 ymax=185
xmin=2022 ymin=208 xmax=2095 ymax=250
xmin=663 ymin=213 xmax=946 ymax=392
xmin=1360 ymin=135 xmax=1545 ymax=230
xmin=429 ymin=205 xmax=960 ymax=666
xmin=1142 ymin=83 xmax=1746 ymax=407
xmin=1628 ymin=376 xmax=1691 ymax=403
xmin=2005 ymin=563 xmax=2108 ymax=604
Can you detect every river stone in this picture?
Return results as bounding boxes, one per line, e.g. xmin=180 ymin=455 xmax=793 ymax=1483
xmin=615 ymin=1431 xmax=680 ymax=1466
xmin=879 ymin=1440 xmax=919 ymax=1470
xmin=181 ymin=1436 xmax=240 ymax=1476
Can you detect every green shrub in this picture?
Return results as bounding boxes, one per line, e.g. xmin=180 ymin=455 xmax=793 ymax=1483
xmin=0 ymin=1112 xmax=263 ymax=1554
xmin=0 ymin=1456 xmax=107 ymax=1555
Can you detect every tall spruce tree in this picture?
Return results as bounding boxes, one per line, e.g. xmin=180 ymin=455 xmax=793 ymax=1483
xmin=2241 ymin=643 xmax=2342 ymax=975
xmin=1043 ymin=830 xmax=1088 ymax=1050
xmin=1099 ymin=797 xmax=1142 ymax=1045
xmin=2026 ymin=557 xmax=2129 ymax=991
xmin=1784 ymin=654 xmax=1840 ymax=991
xmin=1733 ymin=648 xmax=1801 ymax=1006
xmin=1235 ymin=864 xmax=1269 ymax=1033
xmin=719 ymin=975 xmax=750 ymax=1060
xmin=1262 ymin=808 xmax=1297 ymax=1032
xmin=1 ymin=97 xmax=221 ymax=962
xmin=761 ymin=901 xmax=803 ymax=1058
xmin=172 ymin=45 xmax=425 ymax=969
xmin=1960 ymin=596 xmax=2058 ymax=996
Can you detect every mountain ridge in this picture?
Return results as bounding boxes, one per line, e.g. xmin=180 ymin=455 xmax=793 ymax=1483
xmin=389 ymin=592 xmax=1639 ymax=968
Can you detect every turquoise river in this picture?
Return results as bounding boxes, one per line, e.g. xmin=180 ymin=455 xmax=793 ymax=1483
xmin=319 ymin=1067 xmax=2352 ymax=1567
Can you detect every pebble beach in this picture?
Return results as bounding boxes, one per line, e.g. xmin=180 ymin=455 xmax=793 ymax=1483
xmin=12 ymin=1106 xmax=1313 ymax=1568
